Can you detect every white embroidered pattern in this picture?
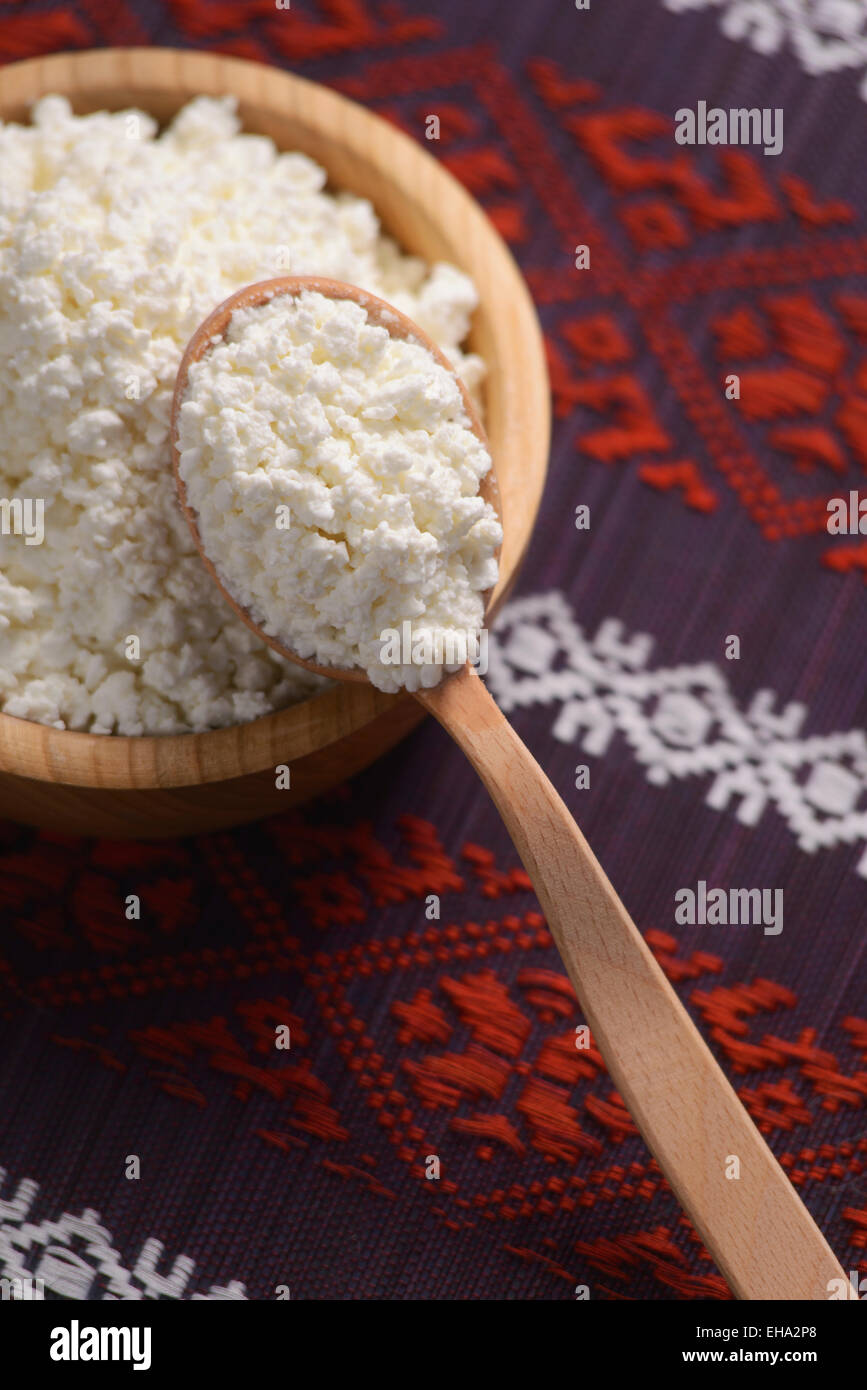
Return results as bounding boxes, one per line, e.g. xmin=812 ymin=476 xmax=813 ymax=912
xmin=489 ymin=592 xmax=867 ymax=876
xmin=0 ymin=1166 xmax=247 ymax=1300
xmin=661 ymin=0 xmax=867 ymax=97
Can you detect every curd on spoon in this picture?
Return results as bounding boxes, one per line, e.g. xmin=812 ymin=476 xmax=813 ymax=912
xmin=174 ymin=281 xmax=502 ymax=692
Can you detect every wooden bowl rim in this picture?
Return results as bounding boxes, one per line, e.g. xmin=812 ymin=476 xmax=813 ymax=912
xmin=0 ymin=47 xmax=550 ymax=789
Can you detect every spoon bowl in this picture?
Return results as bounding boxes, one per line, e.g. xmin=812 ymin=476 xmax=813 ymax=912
xmin=170 ymin=275 xmax=502 ymax=685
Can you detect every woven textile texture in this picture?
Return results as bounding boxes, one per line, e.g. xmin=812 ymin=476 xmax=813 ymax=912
xmin=1 ymin=0 xmax=867 ymax=1301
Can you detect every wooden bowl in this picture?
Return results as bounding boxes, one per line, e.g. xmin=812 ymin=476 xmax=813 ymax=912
xmin=0 ymin=48 xmax=550 ymax=838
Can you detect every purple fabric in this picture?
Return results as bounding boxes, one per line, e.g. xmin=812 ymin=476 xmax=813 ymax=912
xmin=0 ymin=0 xmax=866 ymax=1300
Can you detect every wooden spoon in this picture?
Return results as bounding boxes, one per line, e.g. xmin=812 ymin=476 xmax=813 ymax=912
xmin=171 ymin=277 xmax=845 ymax=1301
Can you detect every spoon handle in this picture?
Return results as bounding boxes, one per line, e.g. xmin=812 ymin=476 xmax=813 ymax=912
xmin=417 ymin=665 xmax=845 ymax=1300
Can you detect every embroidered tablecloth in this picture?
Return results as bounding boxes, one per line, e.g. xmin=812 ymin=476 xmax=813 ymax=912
xmin=1 ymin=0 xmax=866 ymax=1301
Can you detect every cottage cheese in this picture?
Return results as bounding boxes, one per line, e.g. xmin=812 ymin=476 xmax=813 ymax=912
xmin=177 ymin=291 xmax=501 ymax=692
xmin=0 ymin=96 xmax=485 ymax=733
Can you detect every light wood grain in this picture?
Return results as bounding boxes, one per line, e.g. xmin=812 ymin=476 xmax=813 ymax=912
xmin=0 ymin=48 xmax=549 ymax=835
xmin=419 ymin=667 xmax=846 ymax=1300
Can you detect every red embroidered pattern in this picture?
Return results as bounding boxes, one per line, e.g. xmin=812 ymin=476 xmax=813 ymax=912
xmin=3 ymin=809 xmax=865 ymax=1299
xmin=339 ymin=47 xmax=867 ymax=567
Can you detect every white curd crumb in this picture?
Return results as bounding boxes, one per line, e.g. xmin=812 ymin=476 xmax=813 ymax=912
xmin=0 ymin=96 xmax=485 ymax=733
xmin=177 ymin=291 xmax=501 ymax=693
